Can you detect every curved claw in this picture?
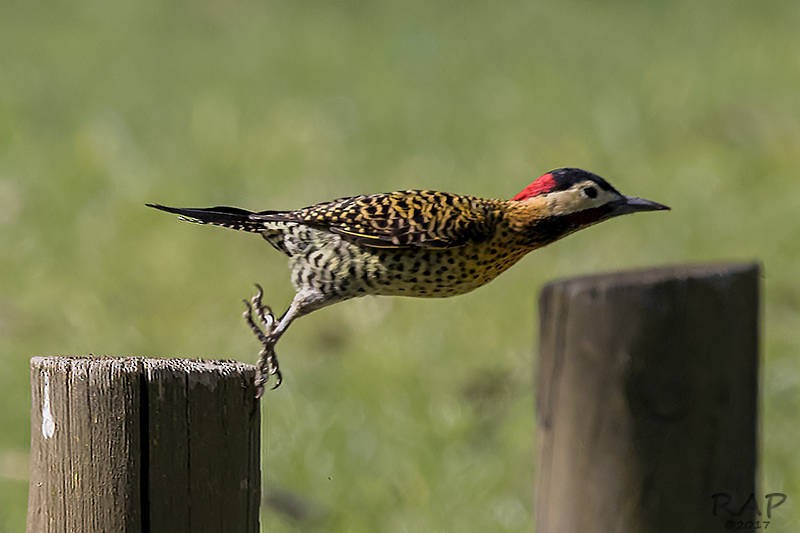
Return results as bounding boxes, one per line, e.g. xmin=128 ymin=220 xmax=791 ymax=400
xmin=244 ymin=282 xmax=284 ymax=395
xmin=271 ymin=369 xmax=283 ymax=390
xmin=254 ymin=379 xmax=266 ymax=399
xmin=253 ymin=352 xmax=282 ymax=396
xmin=252 ymin=284 xmax=273 ymax=317
xmin=249 ymin=284 xmax=274 ymax=329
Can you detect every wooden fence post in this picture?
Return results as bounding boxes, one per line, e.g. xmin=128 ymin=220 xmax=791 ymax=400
xmin=27 ymin=357 xmax=261 ymax=533
xmin=536 ymin=263 xmax=760 ymax=532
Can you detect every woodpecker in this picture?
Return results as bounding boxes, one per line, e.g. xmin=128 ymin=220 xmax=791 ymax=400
xmin=148 ymin=167 xmax=668 ymax=396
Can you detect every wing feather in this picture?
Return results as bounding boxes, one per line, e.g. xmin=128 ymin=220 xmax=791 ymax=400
xmin=254 ymin=190 xmax=498 ymax=249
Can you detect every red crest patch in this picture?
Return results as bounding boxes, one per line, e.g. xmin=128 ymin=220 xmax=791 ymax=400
xmin=512 ymin=173 xmax=557 ymax=201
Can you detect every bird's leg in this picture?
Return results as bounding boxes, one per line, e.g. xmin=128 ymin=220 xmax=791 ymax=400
xmin=242 ymin=284 xmax=282 ymax=397
xmin=243 ymin=285 xmax=310 ymax=397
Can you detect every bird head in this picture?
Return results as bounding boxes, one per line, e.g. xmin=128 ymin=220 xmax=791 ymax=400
xmin=509 ymin=167 xmax=669 ymax=244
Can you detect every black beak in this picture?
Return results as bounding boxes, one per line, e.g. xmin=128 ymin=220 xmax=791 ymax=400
xmin=612 ymin=196 xmax=670 ymax=216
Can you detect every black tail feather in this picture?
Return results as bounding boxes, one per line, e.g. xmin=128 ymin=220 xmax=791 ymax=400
xmin=146 ymin=204 xmax=264 ymax=232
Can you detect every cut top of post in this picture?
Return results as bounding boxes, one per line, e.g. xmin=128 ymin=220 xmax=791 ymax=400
xmin=27 ymin=356 xmax=261 ymax=533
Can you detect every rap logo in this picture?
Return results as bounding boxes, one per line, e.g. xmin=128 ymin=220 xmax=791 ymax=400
xmin=711 ymin=492 xmax=787 ymax=519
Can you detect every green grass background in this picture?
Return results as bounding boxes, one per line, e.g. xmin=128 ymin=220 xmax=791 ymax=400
xmin=2 ymin=0 xmax=799 ymax=531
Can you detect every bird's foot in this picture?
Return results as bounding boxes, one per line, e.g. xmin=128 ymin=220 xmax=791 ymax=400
xmin=243 ymin=283 xmax=283 ymax=397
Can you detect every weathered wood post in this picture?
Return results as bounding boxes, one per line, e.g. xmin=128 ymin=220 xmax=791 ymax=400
xmin=536 ymin=263 xmax=760 ymax=532
xmin=27 ymin=357 xmax=261 ymax=533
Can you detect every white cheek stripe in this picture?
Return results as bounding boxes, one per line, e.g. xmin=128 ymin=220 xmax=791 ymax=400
xmin=545 ymin=186 xmax=616 ymax=215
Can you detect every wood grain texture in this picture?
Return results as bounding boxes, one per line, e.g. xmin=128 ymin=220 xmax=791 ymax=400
xmin=536 ymin=263 xmax=760 ymax=533
xmin=27 ymin=357 xmax=260 ymax=533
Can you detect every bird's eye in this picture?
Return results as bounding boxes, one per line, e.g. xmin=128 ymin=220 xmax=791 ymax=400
xmin=582 ymin=186 xmax=598 ymax=199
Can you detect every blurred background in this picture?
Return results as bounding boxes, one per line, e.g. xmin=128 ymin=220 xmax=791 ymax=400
xmin=2 ymin=0 xmax=799 ymax=531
